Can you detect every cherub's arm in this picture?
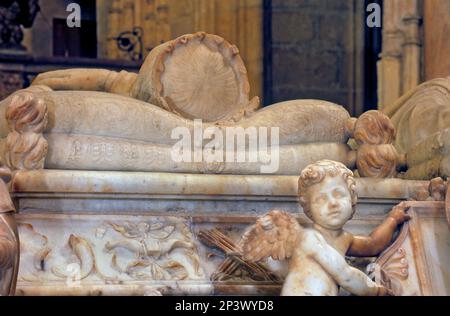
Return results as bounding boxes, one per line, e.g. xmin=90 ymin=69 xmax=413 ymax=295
xmin=32 ymin=69 xmax=137 ymax=96
xmin=347 ymin=202 xmax=411 ymax=257
xmin=304 ymin=232 xmax=389 ymax=296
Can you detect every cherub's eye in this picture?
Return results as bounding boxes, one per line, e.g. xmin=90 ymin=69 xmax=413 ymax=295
xmin=333 ymin=189 xmax=346 ymax=198
xmin=314 ymin=194 xmax=327 ymax=204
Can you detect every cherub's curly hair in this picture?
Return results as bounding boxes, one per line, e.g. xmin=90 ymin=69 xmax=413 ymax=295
xmin=298 ymin=160 xmax=357 ymax=220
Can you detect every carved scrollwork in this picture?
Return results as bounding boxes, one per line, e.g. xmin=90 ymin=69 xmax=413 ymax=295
xmin=5 ymin=91 xmax=48 ymax=170
xmin=378 ymin=248 xmax=409 ymax=296
xmin=354 ymin=111 xmax=396 ymax=146
xmin=349 ymin=110 xmax=399 ymax=178
xmin=356 ymin=144 xmax=398 ymax=178
xmin=369 ymin=221 xmax=410 ymax=296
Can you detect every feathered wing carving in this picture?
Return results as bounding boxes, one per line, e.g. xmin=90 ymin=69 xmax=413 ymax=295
xmin=241 ymin=210 xmax=303 ymax=262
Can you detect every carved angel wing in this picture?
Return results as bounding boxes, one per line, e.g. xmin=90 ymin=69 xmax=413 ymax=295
xmin=241 ymin=210 xmax=303 ymax=262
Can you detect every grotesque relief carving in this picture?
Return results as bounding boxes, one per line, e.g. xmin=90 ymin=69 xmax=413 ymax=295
xmin=240 ymin=161 xmax=410 ymax=296
xmin=17 ymin=217 xmax=206 ymax=285
xmin=4 ymin=90 xmax=48 ymax=170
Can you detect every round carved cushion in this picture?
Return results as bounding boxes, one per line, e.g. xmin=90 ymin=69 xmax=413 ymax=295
xmin=132 ymin=32 xmax=259 ymax=122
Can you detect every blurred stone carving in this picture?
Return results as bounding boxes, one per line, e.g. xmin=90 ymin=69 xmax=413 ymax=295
xmin=4 ymin=90 xmax=48 ymax=170
xmin=384 ymin=77 xmax=450 ymax=180
xmin=0 ymin=0 xmax=40 ymax=51
xmin=0 ymin=163 xmax=19 ymax=296
xmin=198 ymin=228 xmax=280 ymax=282
xmin=17 ymin=216 xmax=206 ymax=287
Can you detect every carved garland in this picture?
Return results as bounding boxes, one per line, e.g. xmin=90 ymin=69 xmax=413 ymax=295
xmin=5 ymin=91 xmax=48 ymax=171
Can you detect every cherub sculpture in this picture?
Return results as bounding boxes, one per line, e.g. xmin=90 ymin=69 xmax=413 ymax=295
xmin=242 ymin=160 xmax=410 ymax=296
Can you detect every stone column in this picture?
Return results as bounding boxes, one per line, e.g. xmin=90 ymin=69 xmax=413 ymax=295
xmin=142 ymin=0 xmax=157 ymax=52
xmin=155 ymin=0 xmax=171 ymax=45
xmin=424 ymin=0 xmax=450 ymax=80
xmin=107 ymin=0 xmax=122 ymax=59
xmin=378 ymin=0 xmax=423 ymax=110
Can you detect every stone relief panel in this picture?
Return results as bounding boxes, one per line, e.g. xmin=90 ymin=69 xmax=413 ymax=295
xmin=378 ymin=0 xmax=422 ymax=109
xmin=16 ymin=214 xmax=208 ymax=295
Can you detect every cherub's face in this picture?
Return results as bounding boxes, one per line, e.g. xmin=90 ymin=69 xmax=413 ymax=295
xmin=306 ymin=176 xmax=353 ymax=230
